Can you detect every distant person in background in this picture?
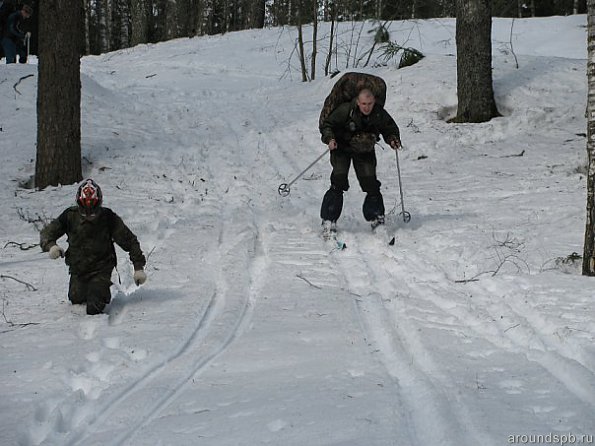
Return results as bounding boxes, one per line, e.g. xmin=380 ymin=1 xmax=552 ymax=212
xmin=1 ymin=3 xmax=32 ymax=64
xmin=40 ymin=179 xmax=147 ymax=315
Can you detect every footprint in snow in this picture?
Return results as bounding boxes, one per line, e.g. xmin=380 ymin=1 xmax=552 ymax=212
xmin=78 ymin=318 xmax=98 ymax=340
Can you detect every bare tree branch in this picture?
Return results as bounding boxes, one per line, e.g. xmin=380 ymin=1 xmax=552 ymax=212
xmin=13 ymin=74 xmax=34 ymax=95
xmin=1 ymin=275 xmax=37 ymax=291
xmin=3 ymin=241 xmax=39 ymax=250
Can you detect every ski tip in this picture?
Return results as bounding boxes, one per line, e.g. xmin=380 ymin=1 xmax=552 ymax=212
xmin=388 ymin=237 xmax=395 ymax=246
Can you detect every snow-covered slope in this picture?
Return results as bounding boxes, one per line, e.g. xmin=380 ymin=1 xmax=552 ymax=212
xmin=0 ymin=16 xmax=593 ymax=446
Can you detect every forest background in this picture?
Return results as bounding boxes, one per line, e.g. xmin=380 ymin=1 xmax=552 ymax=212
xmin=12 ymin=0 xmax=589 ymax=58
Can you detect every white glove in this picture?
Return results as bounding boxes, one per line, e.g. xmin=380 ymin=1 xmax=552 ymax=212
xmin=48 ymin=244 xmax=64 ymax=259
xmin=133 ymin=269 xmax=147 ymax=286
xmin=25 ymin=32 xmax=31 ymax=39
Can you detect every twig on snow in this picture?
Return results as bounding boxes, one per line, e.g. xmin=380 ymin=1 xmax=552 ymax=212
xmin=3 ymin=241 xmax=39 ymax=251
xmin=454 ymin=277 xmax=480 ymax=284
xmin=504 ymin=323 xmax=520 ymax=333
xmin=0 ymin=274 xmax=37 ymax=291
xmin=1 ymin=298 xmax=40 ymax=332
xmin=500 ymin=150 xmax=525 ymax=158
xmin=13 ymin=74 xmax=34 ymax=95
xmin=508 ymin=18 xmax=519 ymax=69
xmin=296 ymin=273 xmax=322 ymax=289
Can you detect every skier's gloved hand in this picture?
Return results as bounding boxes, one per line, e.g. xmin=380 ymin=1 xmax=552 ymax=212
xmin=133 ymin=269 xmax=147 ymax=286
xmin=25 ymin=32 xmax=31 ymax=39
xmin=389 ymin=138 xmax=402 ymax=150
xmin=48 ymin=244 xmax=65 ymax=259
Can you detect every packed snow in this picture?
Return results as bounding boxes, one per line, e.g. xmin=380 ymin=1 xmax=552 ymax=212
xmin=1 ymin=15 xmax=593 ymax=446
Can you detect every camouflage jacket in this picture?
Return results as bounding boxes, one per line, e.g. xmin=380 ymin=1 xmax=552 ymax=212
xmin=40 ymin=206 xmax=146 ymax=276
xmin=320 ymin=100 xmax=400 ymax=153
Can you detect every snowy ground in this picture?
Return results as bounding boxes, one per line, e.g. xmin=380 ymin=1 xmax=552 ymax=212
xmin=0 ymin=15 xmax=593 ymax=446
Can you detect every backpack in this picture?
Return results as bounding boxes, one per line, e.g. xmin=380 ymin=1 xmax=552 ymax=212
xmin=318 ymin=72 xmax=387 ymax=131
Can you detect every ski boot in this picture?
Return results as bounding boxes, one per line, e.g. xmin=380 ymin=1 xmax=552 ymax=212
xmin=321 ymin=220 xmax=337 ymax=241
xmin=370 ymin=215 xmax=385 ymax=230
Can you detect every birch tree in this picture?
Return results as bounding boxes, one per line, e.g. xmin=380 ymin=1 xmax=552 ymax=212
xmin=583 ymin=2 xmax=595 ymax=275
xmin=83 ymin=0 xmax=91 ymax=54
xmin=310 ymin=0 xmax=318 ymax=80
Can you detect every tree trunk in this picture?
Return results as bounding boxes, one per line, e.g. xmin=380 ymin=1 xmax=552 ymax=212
xmin=130 ymin=0 xmax=148 ymax=45
xmin=189 ymin=0 xmax=204 ymax=36
xmin=36 ymin=0 xmax=83 ymax=189
xmin=310 ymin=0 xmax=318 ymax=80
xmin=454 ymin=0 xmax=499 ymax=123
xmin=163 ymin=0 xmax=178 ymax=40
xmin=296 ymin=14 xmax=308 ymax=82
xmin=107 ymin=0 xmax=114 ymax=46
xmin=583 ymin=1 xmax=595 ymax=275
xmin=176 ymin=0 xmax=191 ymax=36
xmin=254 ymin=0 xmax=266 ymax=28
xmin=83 ymin=0 xmax=91 ymax=54
xmin=324 ymin=16 xmax=335 ymax=76
xmin=111 ymin=0 xmax=130 ymax=49
xmin=96 ymin=0 xmax=109 ymax=52
xmin=246 ymin=0 xmax=265 ymax=28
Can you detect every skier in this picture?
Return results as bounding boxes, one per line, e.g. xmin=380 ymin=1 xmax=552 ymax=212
xmin=1 ymin=3 xmax=32 ymax=64
xmin=40 ymin=179 xmax=147 ymax=315
xmin=319 ymin=87 xmax=401 ymax=235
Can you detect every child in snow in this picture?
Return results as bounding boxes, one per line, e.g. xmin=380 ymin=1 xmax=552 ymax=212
xmin=40 ymin=179 xmax=147 ymax=315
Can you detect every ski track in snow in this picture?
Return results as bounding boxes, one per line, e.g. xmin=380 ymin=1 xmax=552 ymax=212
xmin=330 ymin=232 xmax=475 ymax=446
xmin=326 ymin=225 xmax=595 ymax=445
xmin=3 ymin=17 xmax=594 ymax=445
xmin=333 ymin=226 xmax=595 ymax=443
xmin=390 ymin=246 xmax=595 ymax=410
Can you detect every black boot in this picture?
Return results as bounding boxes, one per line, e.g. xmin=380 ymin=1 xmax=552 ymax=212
xmin=320 ymin=186 xmax=344 ymax=222
xmin=363 ymin=193 xmax=385 ymax=222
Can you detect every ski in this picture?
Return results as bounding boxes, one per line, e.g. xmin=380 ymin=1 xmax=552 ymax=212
xmin=370 ymin=217 xmax=395 ymax=246
xmin=322 ymin=221 xmax=347 ymax=250
xmin=329 ymin=233 xmax=347 ymax=250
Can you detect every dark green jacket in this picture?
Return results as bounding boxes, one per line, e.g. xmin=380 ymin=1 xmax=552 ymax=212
xmin=320 ymin=100 xmax=400 ymax=152
xmin=40 ymin=206 xmax=146 ymax=276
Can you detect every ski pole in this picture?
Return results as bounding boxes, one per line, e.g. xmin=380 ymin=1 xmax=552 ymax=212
xmin=278 ymin=148 xmax=330 ymax=197
xmin=394 ymin=148 xmax=411 ymax=223
xmin=26 ymin=33 xmax=30 ymax=63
